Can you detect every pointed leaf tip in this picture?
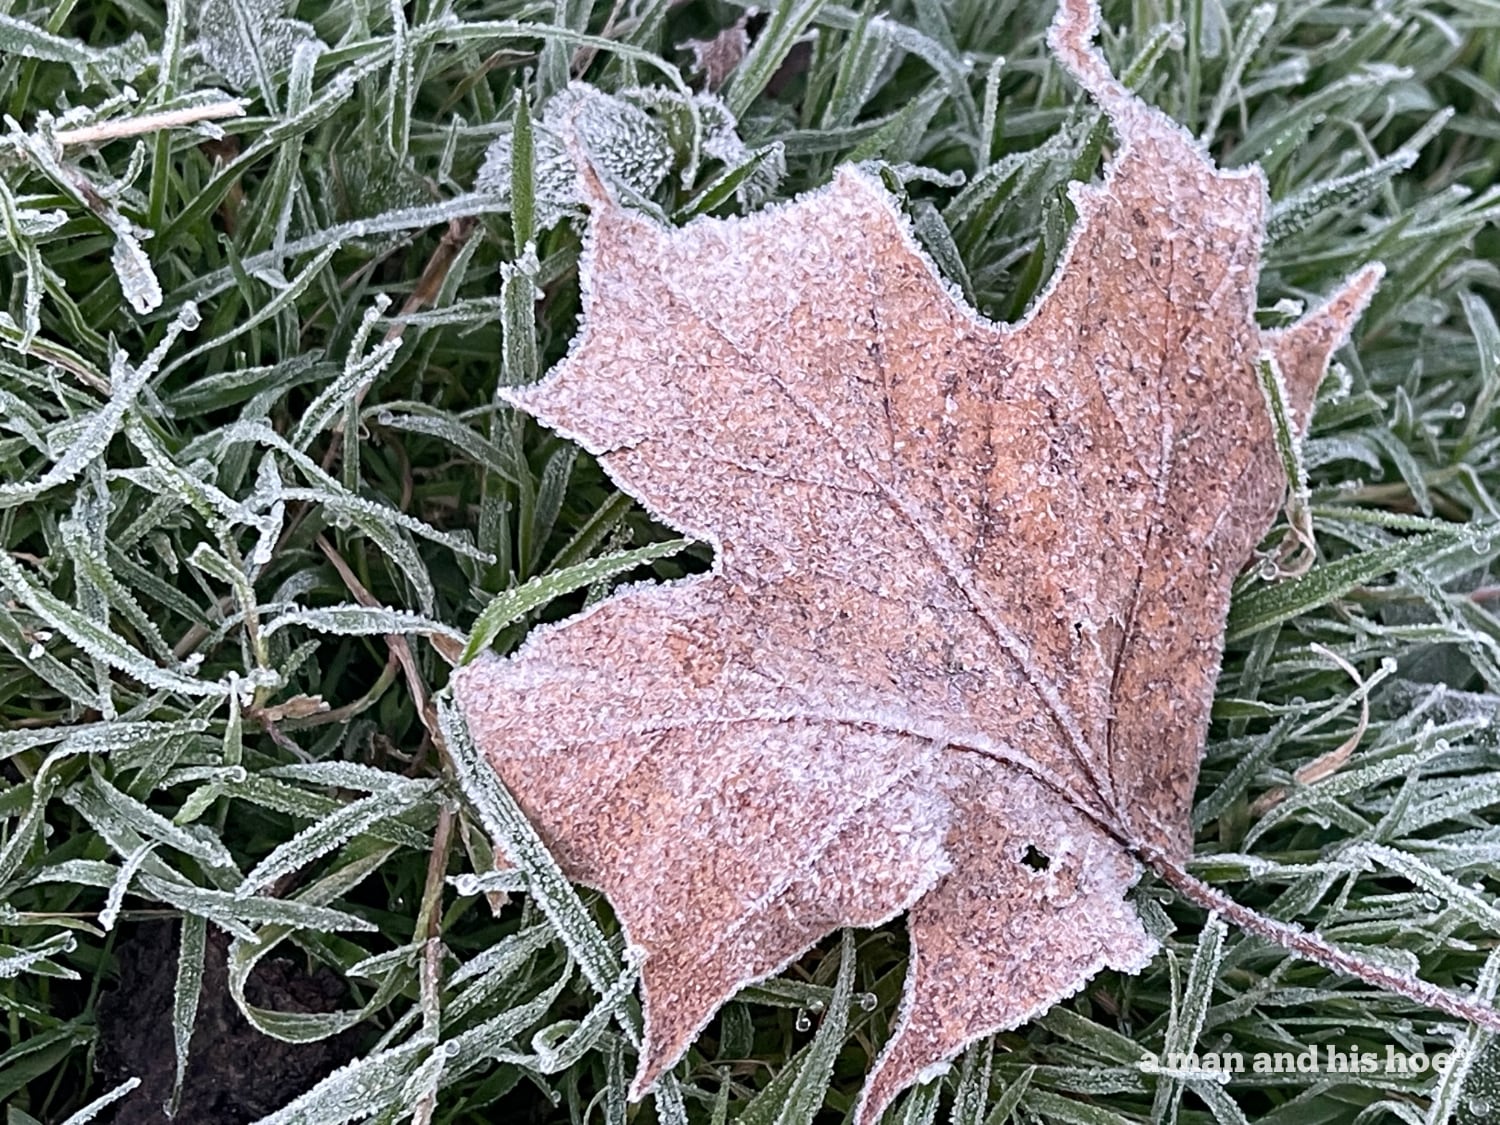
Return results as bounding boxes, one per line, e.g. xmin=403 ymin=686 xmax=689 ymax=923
xmin=1271 ymin=262 xmax=1385 ymax=429
xmin=1048 ymin=0 xmax=1132 ymax=120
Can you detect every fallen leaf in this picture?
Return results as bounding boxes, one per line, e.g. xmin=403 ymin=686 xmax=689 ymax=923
xmin=454 ymin=0 xmax=1393 ymax=1117
xmin=682 ymin=15 xmax=752 ymax=92
xmin=249 ymin=694 xmax=329 ymax=723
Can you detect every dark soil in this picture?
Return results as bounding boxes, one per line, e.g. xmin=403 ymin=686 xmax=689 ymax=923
xmin=94 ymin=921 xmax=363 ymax=1124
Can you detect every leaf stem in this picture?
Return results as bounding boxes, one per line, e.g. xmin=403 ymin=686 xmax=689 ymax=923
xmin=1140 ymin=846 xmax=1500 ymax=1033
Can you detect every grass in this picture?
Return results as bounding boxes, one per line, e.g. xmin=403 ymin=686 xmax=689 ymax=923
xmin=1 ymin=0 xmax=1499 ymax=1122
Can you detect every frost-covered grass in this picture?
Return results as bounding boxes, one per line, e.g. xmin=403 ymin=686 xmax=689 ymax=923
xmin=2 ymin=0 xmax=1500 ymax=1122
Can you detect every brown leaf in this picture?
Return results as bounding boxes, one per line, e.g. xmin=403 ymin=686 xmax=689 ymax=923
xmin=681 ymin=14 xmax=751 ymax=92
xmin=248 ymin=694 xmax=329 ymax=723
xmin=454 ymin=0 xmax=1382 ymax=1117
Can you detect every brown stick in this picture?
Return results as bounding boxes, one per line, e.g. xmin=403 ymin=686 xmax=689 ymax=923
xmin=54 ymin=102 xmax=246 ymax=147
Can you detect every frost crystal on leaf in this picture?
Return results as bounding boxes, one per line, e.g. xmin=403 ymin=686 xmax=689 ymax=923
xmin=194 ymin=0 xmax=321 ymax=93
xmin=476 ymin=86 xmax=781 ymax=228
xmin=635 ymin=88 xmax=786 ymax=210
xmin=477 ymin=87 xmax=672 ymax=232
xmin=454 ymin=0 xmax=1383 ymax=1120
xmin=109 ymin=226 xmax=163 ymax=315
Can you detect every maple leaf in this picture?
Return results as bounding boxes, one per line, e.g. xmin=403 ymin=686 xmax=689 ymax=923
xmin=449 ymin=0 xmax=1457 ymax=1118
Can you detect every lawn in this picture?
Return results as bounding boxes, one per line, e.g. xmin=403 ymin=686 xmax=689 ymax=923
xmin=2 ymin=0 xmax=1500 ymax=1123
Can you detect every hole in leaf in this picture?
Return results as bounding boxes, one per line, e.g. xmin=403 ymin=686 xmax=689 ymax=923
xmin=1021 ymin=844 xmax=1051 ymax=872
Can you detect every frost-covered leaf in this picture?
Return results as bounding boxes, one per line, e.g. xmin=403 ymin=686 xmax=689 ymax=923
xmin=72 ymin=770 xmax=235 ymax=871
xmin=249 ymin=1037 xmax=431 ymax=1125
xmin=681 ymin=16 xmax=750 ymax=92
xmin=476 ymin=86 xmax=673 ymax=231
xmin=0 ymin=14 xmax=151 ymax=82
xmin=237 ymin=780 xmax=437 ymax=893
xmin=451 ymin=1 xmax=1393 ymax=1120
xmin=143 ymin=874 xmax=376 ymax=936
xmin=0 ymin=536 xmax=228 ymax=703
xmin=56 ymin=1077 xmax=141 ymax=1124
xmin=194 ymin=0 xmax=322 ymax=95
xmin=170 ymin=915 xmax=207 ymax=1116
xmin=630 ymin=88 xmax=785 ymax=212
xmin=0 ymin=344 xmax=154 ymax=509
xmin=734 ymin=930 xmax=856 ymax=1125
xmin=462 ymin=538 xmax=691 ymax=662
xmin=290 ymin=297 xmax=400 ymax=450
xmin=0 ymin=202 xmax=67 ymax=249
xmin=0 ymin=932 xmax=79 ymax=981
xmin=109 ymin=226 xmax=163 ymax=315
xmin=262 ymin=606 xmax=465 ymax=643
xmin=99 ymin=841 xmax=158 ymax=931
